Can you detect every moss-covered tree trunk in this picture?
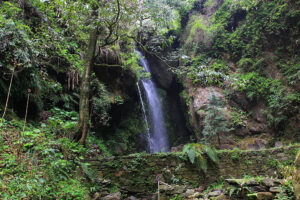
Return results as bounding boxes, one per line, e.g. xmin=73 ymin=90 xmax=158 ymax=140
xmin=75 ymin=28 xmax=98 ymax=145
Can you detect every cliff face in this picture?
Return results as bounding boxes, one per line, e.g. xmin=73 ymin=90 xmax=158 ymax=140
xmin=143 ymin=0 xmax=300 ymax=149
xmin=178 ymin=0 xmax=300 ymax=148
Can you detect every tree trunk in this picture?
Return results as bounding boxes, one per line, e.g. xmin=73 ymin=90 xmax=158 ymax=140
xmin=1 ymin=64 xmax=15 ymax=123
xmin=75 ymin=28 xmax=98 ymax=145
xmin=217 ymin=132 xmax=221 ymax=149
xmin=23 ymin=90 xmax=30 ymax=132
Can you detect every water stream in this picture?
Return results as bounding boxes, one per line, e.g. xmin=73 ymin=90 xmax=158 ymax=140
xmin=136 ymin=82 xmax=154 ymax=152
xmin=136 ymin=49 xmax=169 ymax=153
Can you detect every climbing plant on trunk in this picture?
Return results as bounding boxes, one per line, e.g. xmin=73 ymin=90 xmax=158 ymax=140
xmin=75 ymin=28 xmax=98 ymax=144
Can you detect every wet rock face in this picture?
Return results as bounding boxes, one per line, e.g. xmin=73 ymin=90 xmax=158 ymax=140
xmin=189 ymin=86 xmax=224 ymax=111
xmin=229 ymin=91 xmax=250 ymax=110
xmin=185 ymin=84 xmax=277 ymax=149
xmin=145 ymin=52 xmax=175 ymax=90
xmin=188 ymin=86 xmax=226 ymax=137
xmin=94 ymin=65 xmax=137 ymax=101
xmin=139 ymin=31 xmax=179 ymax=91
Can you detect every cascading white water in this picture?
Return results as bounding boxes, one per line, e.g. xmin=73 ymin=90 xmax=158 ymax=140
xmin=136 ymin=82 xmax=154 ymax=152
xmin=136 ymin=49 xmax=169 ymax=153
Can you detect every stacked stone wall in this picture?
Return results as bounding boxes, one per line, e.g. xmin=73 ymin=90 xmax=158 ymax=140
xmin=90 ymin=146 xmax=299 ymax=194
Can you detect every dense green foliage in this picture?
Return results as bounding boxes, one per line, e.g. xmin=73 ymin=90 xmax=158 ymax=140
xmin=178 ymin=0 xmax=300 ymax=136
xmin=0 ymin=0 xmax=160 ymax=198
xmin=0 ymin=109 xmax=88 ymax=199
xmin=0 ymin=0 xmax=300 ymax=198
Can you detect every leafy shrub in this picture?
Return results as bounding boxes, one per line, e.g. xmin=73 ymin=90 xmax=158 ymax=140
xmin=279 ymin=59 xmax=300 ymax=86
xmin=237 ymin=58 xmax=254 ymax=72
xmin=183 ymin=14 xmax=214 ymax=55
xmin=91 ymin=80 xmax=112 ymax=126
xmin=175 ymin=58 xmax=230 ymax=86
xmin=233 ymin=72 xmax=277 ymax=101
xmin=230 ymin=107 xmax=248 ymax=127
xmin=45 ymin=107 xmax=78 ymax=138
xmin=266 ymin=90 xmax=300 ymax=128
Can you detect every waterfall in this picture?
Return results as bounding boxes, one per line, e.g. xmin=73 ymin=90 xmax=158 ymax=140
xmin=136 ymin=82 xmax=154 ymax=152
xmin=136 ymin=49 xmax=169 ymax=153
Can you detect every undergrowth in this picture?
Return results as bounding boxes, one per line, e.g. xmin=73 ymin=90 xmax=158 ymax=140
xmin=0 ymin=108 xmax=109 ymax=199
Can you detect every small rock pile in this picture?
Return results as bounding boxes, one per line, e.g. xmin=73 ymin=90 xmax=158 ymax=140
xmin=222 ymin=178 xmax=288 ymax=200
xmin=155 ymin=178 xmax=292 ymax=200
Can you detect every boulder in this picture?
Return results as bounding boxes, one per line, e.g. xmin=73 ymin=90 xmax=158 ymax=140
xmin=269 ymin=187 xmax=281 ymax=193
xmin=225 ymin=179 xmax=244 ymax=185
xmin=195 ymin=186 xmax=205 ymax=193
xmin=208 ymin=189 xmax=224 ymax=197
xmin=246 ymin=179 xmax=259 ymax=186
xmin=215 ymin=194 xmax=230 ymax=200
xmin=127 ymin=196 xmax=137 ymax=200
xmin=93 ymin=192 xmax=101 ymax=200
xmin=246 ymin=121 xmax=267 ymax=135
xmin=261 ymin=178 xmax=275 ymax=187
xmin=225 ymin=178 xmax=258 ymax=186
xmin=254 ymin=139 xmax=266 ymax=150
xmin=251 ymin=185 xmax=268 ymax=192
xmin=185 ymin=189 xmax=195 ymax=196
xmin=159 ymin=184 xmax=186 ymax=195
xmin=101 ymin=191 xmax=121 ymax=200
xmin=188 ymin=192 xmax=202 ymax=199
xmin=172 ymin=185 xmax=187 ymax=194
xmin=257 ymin=192 xmax=273 ymax=200
xmin=275 ymin=141 xmax=282 ymax=148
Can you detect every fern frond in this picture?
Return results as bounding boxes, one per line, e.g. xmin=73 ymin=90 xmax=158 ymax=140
xmin=204 ymin=145 xmax=219 ymax=164
xmin=197 ymin=155 xmax=207 ymax=173
xmin=183 ymin=144 xmax=196 ymax=164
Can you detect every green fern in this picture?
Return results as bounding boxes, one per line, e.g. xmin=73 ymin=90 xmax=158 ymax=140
xmin=204 ymin=145 xmax=219 ymax=165
xmin=80 ymin=162 xmax=96 ymax=182
xmin=197 ymin=154 xmax=208 ymax=173
xmin=183 ymin=143 xmax=219 ymax=173
xmin=187 ymin=148 xmax=195 ymax=164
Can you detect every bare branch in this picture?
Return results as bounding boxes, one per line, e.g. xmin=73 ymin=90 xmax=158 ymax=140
xmin=94 ymin=63 xmax=121 ymax=67
xmin=102 ymin=0 xmax=121 ymax=46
